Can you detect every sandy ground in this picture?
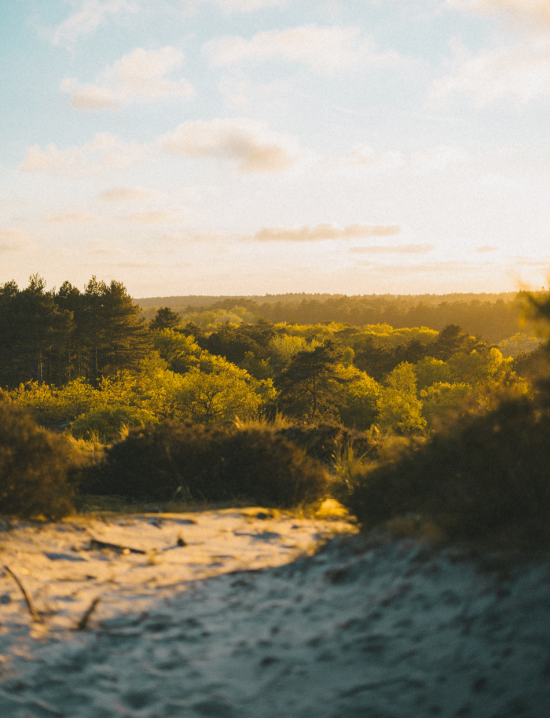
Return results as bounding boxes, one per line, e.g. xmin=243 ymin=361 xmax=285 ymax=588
xmin=0 ymin=505 xmax=549 ymax=717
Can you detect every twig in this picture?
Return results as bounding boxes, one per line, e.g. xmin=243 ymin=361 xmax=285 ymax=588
xmin=88 ymin=537 xmax=146 ymax=555
xmin=75 ymin=597 xmax=101 ymax=631
xmin=4 ymin=565 xmax=42 ymax=623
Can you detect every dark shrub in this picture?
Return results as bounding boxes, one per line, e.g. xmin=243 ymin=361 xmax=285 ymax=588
xmin=0 ymin=395 xmax=78 ymax=519
xmin=277 ymin=423 xmax=372 ymax=465
xmin=342 ymin=393 xmax=550 ymax=548
xmin=82 ymin=422 xmax=328 ymax=507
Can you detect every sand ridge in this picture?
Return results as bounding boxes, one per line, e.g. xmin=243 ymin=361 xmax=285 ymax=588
xmin=0 ymin=509 xmax=549 ymax=717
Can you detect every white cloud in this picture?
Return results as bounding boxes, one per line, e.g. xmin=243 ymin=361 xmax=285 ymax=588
xmin=447 ymin=0 xmax=550 ymax=31
xmin=19 ymin=133 xmax=148 ymax=177
xmin=349 ymin=243 xmax=434 ymax=254
xmin=410 ymin=145 xmax=469 ymax=172
xmin=120 ymin=210 xmax=180 ymax=223
xmin=203 ymin=25 xmax=398 ymax=75
xmin=349 ymin=145 xmax=405 ymax=171
xmin=61 ymin=47 xmax=194 ymax=111
xmin=158 ymin=118 xmax=302 ymax=172
xmin=0 ymin=228 xmax=36 ymax=253
xmin=98 ymin=186 xmax=154 ymax=201
xmin=249 ymin=223 xmax=401 ymax=242
xmin=48 ymin=0 xmax=139 ymax=47
xmin=214 ymin=0 xmax=286 ymax=10
xmin=476 ymin=245 xmax=499 ymax=252
xmin=46 ymin=211 xmax=98 ymax=223
xmin=432 ymin=40 xmax=550 ymax=105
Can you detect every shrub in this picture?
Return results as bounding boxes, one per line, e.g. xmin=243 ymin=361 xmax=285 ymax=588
xmin=70 ymin=405 xmax=157 ymax=442
xmin=277 ymin=423 xmax=372 ymax=465
xmin=0 ymin=395 xmax=79 ymax=519
xmin=82 ymin=422 xmax=328 ymax=507
xmin=341 ymin=393 xmax=550 ymax=549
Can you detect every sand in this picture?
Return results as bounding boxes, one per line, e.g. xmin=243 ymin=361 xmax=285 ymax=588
xmin=0 ymin=505 xmax=549 ymax=717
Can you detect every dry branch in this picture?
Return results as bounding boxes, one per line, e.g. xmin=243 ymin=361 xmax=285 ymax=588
xmin=4 ymin=565 xmax=42 ymax=623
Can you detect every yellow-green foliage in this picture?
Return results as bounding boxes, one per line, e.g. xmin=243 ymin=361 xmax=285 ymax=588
xmin=498 ymin=333 xmax=542 ymax=358
xmin=420 ymin=382 xmax=471 ymax=428
xmin=0 ymin=396 xmax=81 ymax=519
xmin=337 ymin=367 xmax=381 ymax=431
xmin=376 ymin=362 xmax=426 ymax=434
xmin=350 ymin=325 xmax=438 ymax=348
xmin=448 ymin=347 xmax=510 ymax=385
xmin=9 ymin=338 xmax=275 ymax=435
xmin=414 ymin=357 xmax=454 ymax=390
xmin=341 ymin=392 xmax=550 ymax=549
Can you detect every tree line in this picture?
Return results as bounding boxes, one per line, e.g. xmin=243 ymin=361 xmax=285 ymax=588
xmin=0 ymin=275 xmax=149 ymax=389
xmin=147 ymin=293 xmax=527 ymax=343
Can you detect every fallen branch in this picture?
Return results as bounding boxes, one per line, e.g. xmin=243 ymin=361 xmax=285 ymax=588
xmin=4 ymin=565 xmax=42 ymax=623
xmin=87 ymin=537 xmax=146 ymax=555
xmin=76 ymin=597 xmax=101 ymax=631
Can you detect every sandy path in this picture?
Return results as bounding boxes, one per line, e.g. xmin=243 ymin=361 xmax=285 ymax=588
xmin=0 ymin=503 xmax=353 ymax=652
xmin=1 ymin=510 xmax=549 ymax=717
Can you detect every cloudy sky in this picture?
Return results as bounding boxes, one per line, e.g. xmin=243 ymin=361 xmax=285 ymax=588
xmin=1 ymin=0 xmax=549 ymax=297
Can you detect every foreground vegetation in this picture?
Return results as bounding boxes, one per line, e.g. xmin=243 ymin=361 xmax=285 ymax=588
xmin=1 ymin=275 xmax=549 ymax=552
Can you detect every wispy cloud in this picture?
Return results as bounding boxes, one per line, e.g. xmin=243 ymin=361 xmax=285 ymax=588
xmin=0 ymin=228 xmax=36 ymax=253
xmin=47 ymin=0 xmax=139 ymax=47
xmin=248 ymin=223 xmax=401 ymax=242
xmin=19 ymin=133 xmax=148 ymax=177
xmin=46 ymin=211 xmax=97 ymax=223
xmin=349 ymin=243 xmax=434 ymax=254
xmin=120 ymin=210 xmax=180 ymax=223
xmin=98 ymin=186 xmax=154 ymax=202
xmin=203 ymin=25 xmax=399 ymax=75
xmin=158 ymin=118 xmax=302 ymax=172
xmin=432 ymin=40 xmax=550 ymax=105
xmin=447 ymin=0 xmax=550 ymax=31
xmin=61 ymin=47 xmax=194 ymax=111
xmin=476 ymin=245 xmax=499 ymax=252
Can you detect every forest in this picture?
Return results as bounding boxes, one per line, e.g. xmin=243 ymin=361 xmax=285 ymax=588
xmin=1 ymin=274 xmax=549 ymax=550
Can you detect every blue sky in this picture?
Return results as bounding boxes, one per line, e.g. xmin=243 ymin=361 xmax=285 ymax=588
xmin=1 ymin=0 xmax=549 ymax=297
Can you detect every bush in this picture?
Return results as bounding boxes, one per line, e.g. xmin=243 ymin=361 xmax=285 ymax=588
xmin=341 ymin=393 xmax=550 ymax=549
xmin=0 ymin=396 xmax=79 ymax=519
xmin=276 ymin=423 xmax=372 ymax=465
xmin=70 ymin=405 xmax=157 ymax=442
xmin=82 ymin=422 xmax=328 ymax=507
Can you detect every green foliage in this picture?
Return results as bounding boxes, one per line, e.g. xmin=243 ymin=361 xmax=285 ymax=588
xmin=340 ymin=291 xmax=550 ymax=549
xmin=83 ymin=423 xmax=328 ymax=506
xmin=276 ymin=340 xmax=352 ymax=421
xmin=342 ymin=394 xmax=550 ymax=548
xmin=420 ymin=382 xmax=471 ymax=429
xmin=149 ymin=306 xmax=181 ymax=331
xmin=276 ymin=423 xmax=372 ymax=465
xmin=70 ymin=405 xmax=157 ymax=442
xmin=376 ymin=363 xmax=426 ymax=434
xmin=337 ymin=368 xmax=381 ymax=430
xmin=414 ymin=356 xmax=454 ymax=390
xmin=0 ymin=396 xmax=79 ymax=519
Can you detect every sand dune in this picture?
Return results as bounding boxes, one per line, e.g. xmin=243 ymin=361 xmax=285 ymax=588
xmin=0 ymin=508 xmax=549 ymax=717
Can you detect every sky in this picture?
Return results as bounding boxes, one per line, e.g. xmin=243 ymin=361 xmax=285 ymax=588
xmin=1 ymin=0 xmax=549 ymax=298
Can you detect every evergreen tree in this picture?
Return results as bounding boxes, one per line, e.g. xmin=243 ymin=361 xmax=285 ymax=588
xmin=149 ymin=306 xmax=181 ymax=332
xmin=276 ymin=340 xmax=352 ymax=420
xmin=0 ymin=276 xmax=73 ymax=388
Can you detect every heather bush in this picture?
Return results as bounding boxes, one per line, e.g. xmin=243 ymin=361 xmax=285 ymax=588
xmin=0 ymin=395 xmax=80 ymax=519
xmin=341 ymin=393 xmax=550 ymax=548
xmin=82 ymin=422 xmax=327 ymax=507
xmin=276 ymin=423 xmax=373 ymax=465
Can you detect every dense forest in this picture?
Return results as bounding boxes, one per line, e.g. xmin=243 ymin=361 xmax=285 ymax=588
xmin=137 ymin=292 xmax=526 ymax=344
xmin=0 ymin=275 xmax=542 ymax=445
